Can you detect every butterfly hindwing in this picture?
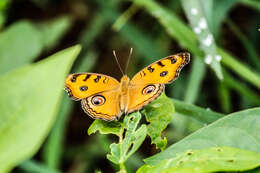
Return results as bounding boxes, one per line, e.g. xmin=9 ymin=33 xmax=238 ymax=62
xmin=65 ymin=73 xmax=120 ymax=100
xmin=127 ymin=84 xmax=165 ymax=113
xmin=81 ymin=90 xmax=122 ymax=121
xmin=130 ymin=53 xmax=190 ymax=85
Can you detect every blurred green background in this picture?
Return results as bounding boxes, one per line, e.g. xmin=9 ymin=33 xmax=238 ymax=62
xmin=0 ymin=0 xmax=260 ymax=172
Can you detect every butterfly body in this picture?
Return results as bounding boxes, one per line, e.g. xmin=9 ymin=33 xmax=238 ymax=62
xmin=65 ymin=52 xmax=190 ymax=121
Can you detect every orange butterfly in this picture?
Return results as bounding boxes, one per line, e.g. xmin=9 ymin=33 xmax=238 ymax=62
xmin=65 ymin=51 xmax=190 ymax=121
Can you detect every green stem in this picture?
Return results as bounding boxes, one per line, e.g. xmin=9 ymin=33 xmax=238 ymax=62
xmin=119 ymin=162 xmax=127 ymax=173
xmin=112 ymin=3 xmax=140 ymax=31
xmin=173 ymin=99 xmax=224 ymax=124
xmin=218 ymin=48 xmax=260 ymax=90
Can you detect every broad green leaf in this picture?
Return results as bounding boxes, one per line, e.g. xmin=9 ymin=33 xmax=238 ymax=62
xmin=145 ymin=108 xmax=260 ymax=165
xmin=42 ymin=50 xmax=97 ymax=169
xmin=142 ymin=93 xmax=174 ymax=150
xmin=38 ymin=16 xmax=72 ymax=50
xmin=0 ymin=45 xmax=81 ymax=173
xmin=107 ymin=112 xmax=147 ymax=164
xmin=138 ymin=147 xmax=260 ymax=173
xmin=88 ymin=119 xmax=122 ymax=137
xmin=42 ymin=96 xmax=73 ymax=169
xmin=0 ymin=20 xmax=43 ymax=75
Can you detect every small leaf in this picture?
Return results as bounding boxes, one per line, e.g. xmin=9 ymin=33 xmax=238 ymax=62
xmin=145 ymin=108 xmax=260 ymax=165
xmin=107 ymin=112 xmax=147 ymax=164
xmin=142 ymin=93 xmax=174 ymax=150
xmin=138 ymin=147 xmax=260 ymax=173
xmin=88 ymin=120 xmax=122 ymax=136
xmin=0 ymin=45 xmax=81 ymax=172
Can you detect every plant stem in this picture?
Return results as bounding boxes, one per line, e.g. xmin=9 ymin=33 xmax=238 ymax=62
xmin=218 ymin=48 xmax=260 ymax=90
xmin=118 ymin=162 xmax=127 ymax=173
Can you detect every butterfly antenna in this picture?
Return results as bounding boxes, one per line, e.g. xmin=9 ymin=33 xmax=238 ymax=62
xmin=113 ymin=50 xmax=125 ymax=76
xmin=125 ymin=48 xmax=133 ymax=74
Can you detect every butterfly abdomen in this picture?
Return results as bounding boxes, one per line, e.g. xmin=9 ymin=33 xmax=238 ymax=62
xmin=119 ymin=75 xmax=131 ymax=112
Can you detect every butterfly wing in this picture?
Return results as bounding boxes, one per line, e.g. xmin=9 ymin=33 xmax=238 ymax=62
xmin=127 ymin=84 xmax=165 ymax=113
xmin=65 ymin=73 xmax=120 ymax=100
xmin=65 ymin=73 xmax=122 ymax=121
xmin=127 ymin=52 xmax=190 ymax=113
xmin=81 ymin=90 xmax=122 ymax=121
xmin=130 ymin=53 xmax=190 ymax=85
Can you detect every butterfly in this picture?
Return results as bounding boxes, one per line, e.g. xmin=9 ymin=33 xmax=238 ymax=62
xmin=65 ymin=52 xmax=190 ymax=121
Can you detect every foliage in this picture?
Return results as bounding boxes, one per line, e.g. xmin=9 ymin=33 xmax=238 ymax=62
xmin=138 ymin=147 xmax=260 ymax=173
xmin=0 ymin=0 xmax=260 ymax=172
xmin=0 ymin=45 xmax=81 ymax=172
xmin=142 ymin=93 xmax=174 ymax=151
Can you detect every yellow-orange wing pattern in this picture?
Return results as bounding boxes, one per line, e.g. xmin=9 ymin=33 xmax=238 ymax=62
xmin=65 ymin=73 xmax=120 ymax=100
xmin=127 ymin=53 xmax=190 ymax=113
xmin=65 ymin=73 xmax=122 ymax=121
xmin=130 ymin=53 xmax=190 ymax=85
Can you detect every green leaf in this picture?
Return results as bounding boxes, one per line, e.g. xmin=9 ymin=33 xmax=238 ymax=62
xmin=20 ymin=160 xmax=60 ymax=173
xmin=88 ymin=119 xmax=122 ymax=137
xmin=107 ymin=112 xmax=147 ymax=164
xmin=0 ymin=20 xmax=43 ymax=75
xmin=142 ymin=93 xmax=174 ymax=150
xmin=184 ymin=58 xmax=206 ymax=104
xmin=42 ymin=50 xmax=97 ymax=169
xmin=0 ymin=45 xmax=81 ymax=172
xmin=181 ymin=0 xmax=223 ymax=79
xmin=145 ymin=108 xmax=260 ymax=165
xmin=138 ymin=147 xmax=260 ymax=173
xmin=172 ymin=99 xmax=224 ymax=124
xmin=38 ymin=16 xmax=72 ymax=50
xmin=133 ymin=0 xmax=260 ymax=90
xmin=133 ymin=0 xmax=198 ymax=54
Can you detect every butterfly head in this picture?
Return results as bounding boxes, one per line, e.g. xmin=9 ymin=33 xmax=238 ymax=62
xmin=120 ymin=75 xmax=130 ymax=82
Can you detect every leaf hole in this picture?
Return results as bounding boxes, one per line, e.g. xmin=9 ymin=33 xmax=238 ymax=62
xmin=126 ymin=143 xmax=134 ymax=156
xmin=187 ymin=152 xmax=193 ymax=156
xmin=216 ymin=148 xmax=222 ymax=152
xmin=122 ymin=129 xmax=127 ymax=139
xmin=227 ymin=159 xmax=234 ymax=163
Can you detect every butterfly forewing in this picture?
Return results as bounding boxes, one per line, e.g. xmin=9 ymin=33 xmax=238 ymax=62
xmin=65 ymin=73 xmax=120 ymax=100
xmin=127 ymin=52 xmax=190 ymax=113
xmin=130 ymin=53 xmax=190 ymax=85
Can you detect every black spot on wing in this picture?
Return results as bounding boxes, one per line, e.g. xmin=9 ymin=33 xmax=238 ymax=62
xmin=157 ymin=61 xmax=165 ymax=67
xmin=80 ymin=86 xmax=88 ymax=91
xmin=160 ymin=71 xmax=168 ymax=77
xmin=167 ymin=56 xmax=177 ymax=64
xmin=103 ymin=77 xmax=108 ymax=83
xmin=147 ymin=66 xmax=154 ymax=72
xmin=94 ymin=75 xmax=101 ymax=83
xmin=70 ymin=74 xmax=80 ymax=82
xmin=83 ymin=74 xmax=91 ymax=81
